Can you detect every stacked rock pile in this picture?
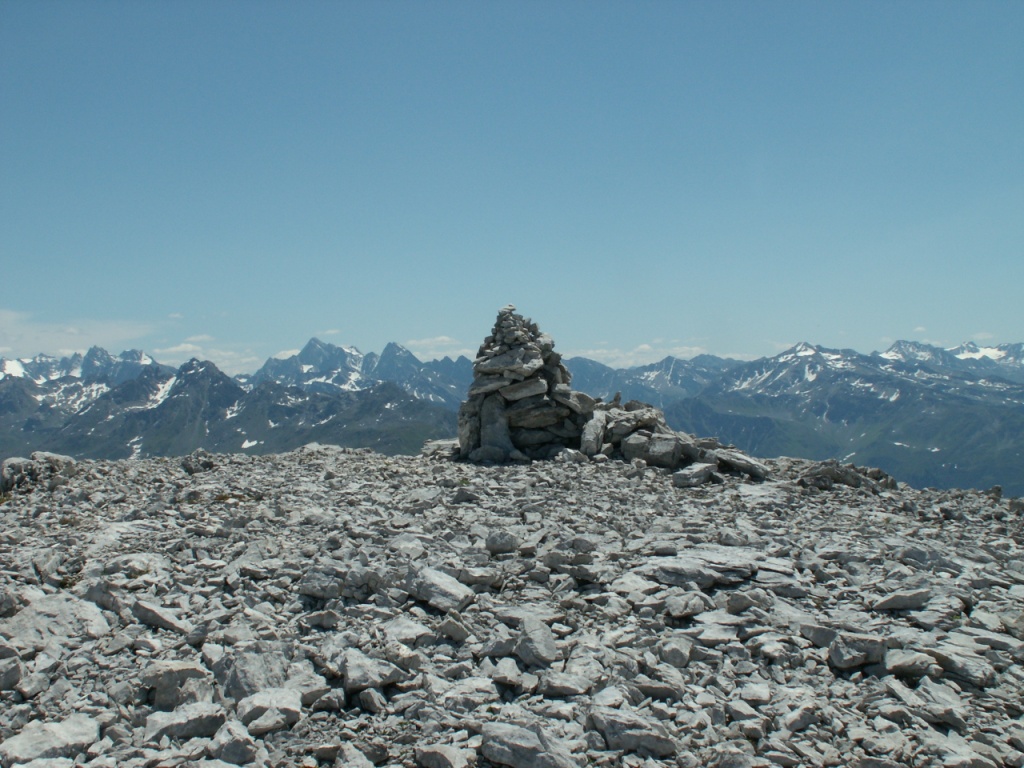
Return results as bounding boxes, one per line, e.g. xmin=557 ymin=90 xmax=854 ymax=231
xmin=0 ymin=447 xmax=1022 ymax=768
xmin=457 ymin=305 xmax=596 ymax=463
xmin=458 ymin=306 xmax=769 ymax=485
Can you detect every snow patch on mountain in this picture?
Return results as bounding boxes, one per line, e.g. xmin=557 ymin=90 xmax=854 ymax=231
xmin=149 ymin=376 xmax=176 ymax=408
xmin=952 ymin=341 xmax=1008 ymax=361
xmin=0 ymin=358 xmax=27 ymax=379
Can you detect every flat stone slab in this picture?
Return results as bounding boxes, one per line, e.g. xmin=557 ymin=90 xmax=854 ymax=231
xmin=0 ymin=713 xmax=98 ymax=767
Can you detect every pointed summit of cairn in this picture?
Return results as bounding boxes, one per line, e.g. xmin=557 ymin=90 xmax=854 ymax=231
xmin=456 ymin=305 xmax=769 ymax=485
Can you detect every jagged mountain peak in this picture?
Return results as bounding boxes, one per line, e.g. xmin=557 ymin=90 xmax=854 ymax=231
xmin=0 ymin=351 xmax=85 ymax=383
xmin=173 ymin=358 xmax=240 ymax=383
xmin=949 ymin=340 xmax=1024 ymax=364
xmin=118 ymin=349 xmax=155 ymax=365
xmin=952 ymin=340 xmax=982 ymax=355
xmin=881 ymin=339 xmax=937 ymax=357
xmin=296 ymin=337 xmax=362 ymax=367
xmin=380 ymin=341 xmax=418 ymax=360
xmin=177 ymin=357 xmax=209 ymax=375
xmin=775 ymin=342 xmax=843 ymax=365
xmin=83 ymin=346 xmax=115 ymax=364
xmin=371 ymin=342 xmax=423 ymax=380
xmin=688 ymin=353 xmax=736 ymax=370
xmin=876 ymin=340 xmax=956 ymax=367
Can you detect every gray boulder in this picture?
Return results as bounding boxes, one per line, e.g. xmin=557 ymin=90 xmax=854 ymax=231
xmin=0 ymin=713 xmax=97 ymax=767
xmin=480 ymin=722 xmax=578 ymax=768
xmin=145 ymin=702 xmax=227 ymax=742
xmin=209 ymin=719 xmax=260 ymax=765
xmin=588 ymin=706 xmax=676 ymax=757
xmin=514 ymin=616 xmax=560 ymax=668
xmin=0 ymin=593 xmax=109 ymax=657
xmin=403 ymin=567 xmax=475 ymax=613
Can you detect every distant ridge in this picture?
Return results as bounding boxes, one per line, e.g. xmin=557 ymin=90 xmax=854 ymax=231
xmin=2 ymin=337 xmax=1023 ymax=494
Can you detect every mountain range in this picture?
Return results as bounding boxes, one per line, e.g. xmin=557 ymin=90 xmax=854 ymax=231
xmin=2 ymin=337 xmax=1022 ymax=494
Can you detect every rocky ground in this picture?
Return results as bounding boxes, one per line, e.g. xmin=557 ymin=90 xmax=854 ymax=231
xmin=1 ymin=446 xmax=1023 ymax=768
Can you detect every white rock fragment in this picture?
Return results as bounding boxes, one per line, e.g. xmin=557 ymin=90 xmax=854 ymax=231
xmin=403 ymin=567 xmax=475 ymax=613
xmin=415 ymin=744 xmax=473 ymax=768
xmin=237 ymin=687 xmax=302 ymax=730
xmin=131 ymin=599 xmax=194 ymax=635
xmin=145 ymin=702 xmax=226 ymax=742
xmin=588 ymin=706 xmax=676 ymax=757
xmin=873 ymin=588 xmax=933 ymax=611
xmin=0 ymin=713 xmax=98 ymax=767
xmin=340 ymin=648 xmax=405 ymax=694
xmin=480 ymin=722 xmax=577 ymax=768
xmin=514 ymin=616 xmax=560 ymax=668
xmin=209 ymin=719 xmax=260 ymax=765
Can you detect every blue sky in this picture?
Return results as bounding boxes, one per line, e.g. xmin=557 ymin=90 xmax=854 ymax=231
xmin=2 ymin=1 xmax=1022 ymax=374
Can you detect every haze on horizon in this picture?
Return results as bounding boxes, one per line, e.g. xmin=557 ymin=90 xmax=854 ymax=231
xmin=2 ymin=2 xmax=1022 ymax=375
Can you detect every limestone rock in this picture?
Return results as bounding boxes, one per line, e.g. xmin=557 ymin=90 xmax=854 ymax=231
xmin=589 ymin=705 xmax=676 ymax=757
xmin=480 ymin=722 xmax=577 ymax=768
xmin=403 ymin=566 xmax=475 ymax=613
xmin=0 ymin=593 xmax=109 ymax=656
xmin=237 ymin=687 xmax=302 ymax=732
xmin=415 ymin=744 xmax=472 ymax=768
xmin=209 ymin=719 xmax=260 ymax=765
xmin=514 ymin=616 xmax=560 ymax=668
xmin=145 ymin=702 xmax=227 ymax=742
xmin=340 ymin=648 xmax=405 ymax=694
xmin=673 ymin=462 xmax=718 ymax=488
xmin=0 ymin=713 xmax=97 ymax=767
xmin=132 ymin=599 xmax=194 ymax=635
xmin=0 ymin=434 xmax=1020 ymax=768
xmin=141 ymin=660 xmax=212 ymax=710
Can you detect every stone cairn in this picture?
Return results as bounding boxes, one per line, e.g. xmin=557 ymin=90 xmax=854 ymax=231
xmin=457 ymin=305 xmax=770 ymax=484
xmin=457 ymin=305 xmax=590 ymax=463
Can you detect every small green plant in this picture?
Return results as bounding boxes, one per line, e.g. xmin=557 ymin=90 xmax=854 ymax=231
xmin=0 ymin=492 xmax=11 ymax=505
xmin=58 ymin=514 xmax=78 ymax=526
xmin=213 ymin=491 xmax=247 ymax=503
xmin=59 ymin=572 xmax=82 ymax=589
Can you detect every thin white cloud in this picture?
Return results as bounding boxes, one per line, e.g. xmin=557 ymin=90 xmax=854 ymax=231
xmin=155 ymin=343 xmax=203 ymax=356
xmin=914 ymin=326 xmax=927 ymax=333
xmin=406 ymin=335 xmax=461 ymax=346
xmin=154 ymin=338 xmax=262 ymax=375
xmin=168 ymin=312 xmax=184 ymax=320
xmin=563 ymin=342 xmax=709 ymax=368
xmin=320 ymin=329 xmax=342 ymax=336
xmin=972 ymin=331 xmax=994 ymax=341
xmin=404 ymin=336 xmax=475 ymax=361
xmin=0 ymin=308 xmax=153 ymax=358
xmin=273 ymin=349 xmax=300 ymax=359
xmin=205 ymin=350 xmax=262 ymax=375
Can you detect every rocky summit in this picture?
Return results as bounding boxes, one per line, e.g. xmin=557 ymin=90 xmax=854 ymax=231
xmin=1 ymin=441 xmax=1023 ymax=768
xmin=1 ymin=309 xmax=1023 ymax=768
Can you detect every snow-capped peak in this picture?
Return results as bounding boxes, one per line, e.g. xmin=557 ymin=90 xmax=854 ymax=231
xmin=950 ymin=341 xmax=1007 ymax=362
